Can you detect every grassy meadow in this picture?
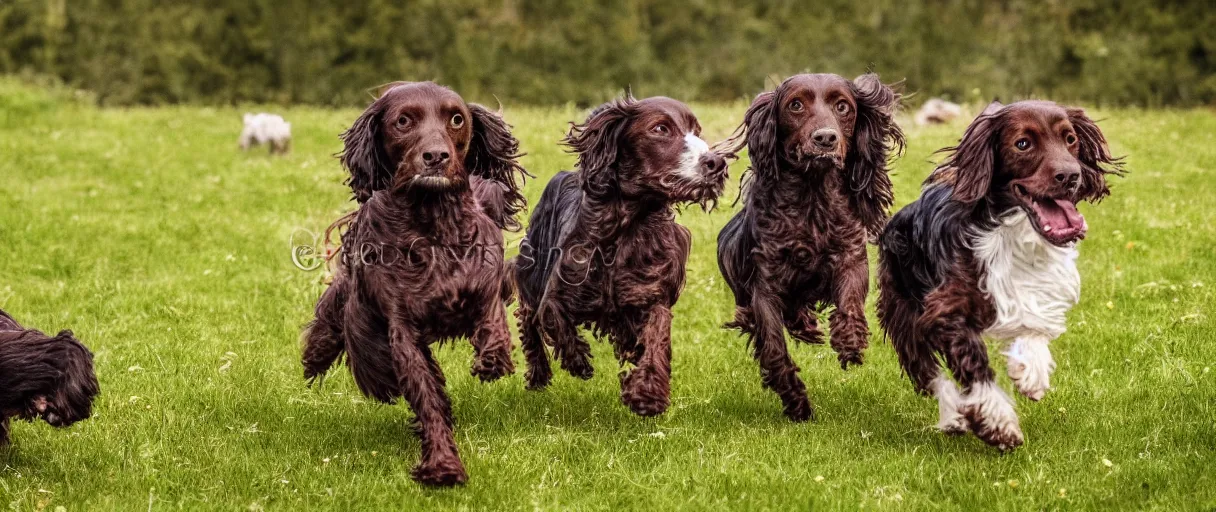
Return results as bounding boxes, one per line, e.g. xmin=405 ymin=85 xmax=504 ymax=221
xmin=1 ymin=81 xmax=1214 ymax=510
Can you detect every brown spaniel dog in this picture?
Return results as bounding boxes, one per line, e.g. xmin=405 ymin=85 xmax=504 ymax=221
xmin=300 ymin=82 xmax=528 ymax=486
xmin=878 ymin=101 xmax=1123 ymax=450
xmin=717 ymin=73 xmax=904 ymax=421
xmin=513 ymin=95 xmax=728 ymax=417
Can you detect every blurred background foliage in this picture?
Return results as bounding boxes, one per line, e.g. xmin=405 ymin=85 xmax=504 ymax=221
xmin=0 ymin=0 xmax=1212 ymax=107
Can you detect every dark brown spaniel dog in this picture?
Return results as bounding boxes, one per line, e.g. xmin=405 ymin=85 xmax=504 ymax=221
xmin=300 ymin=82 xmax=528 ymax=486
xmin=878 ymin=101 xmax=1123 ymax=450
xmin=717 ymin=73 xmax=904 ymax=421
xmin=0 ymin=308 xmax=99 ymax=446
xmin=513 ymin=95 xmax=728 ymax=416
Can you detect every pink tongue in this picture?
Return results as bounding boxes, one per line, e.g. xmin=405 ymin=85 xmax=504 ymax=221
xmin=1035 ymin=198 xmax=1084 ymax=231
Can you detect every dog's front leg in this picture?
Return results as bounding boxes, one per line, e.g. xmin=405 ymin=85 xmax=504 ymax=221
xmin=829 ymin=249 xmax=870 ymax=368
xmin=784 ymin=307 xmax=824 ymax=345
xmin=751 ymin=288 xmax=814 ymax=422
xmin=920 ymin=275 xmax=1023 ymax=451
xmin=516 ymin=303 xmax=553 ymax=390
xmin=537 ymin=299 xmax=594 ymax=380
xmin=619 ymin=306 xmax=673 ymax=416
xmin=0 ymin=416 xmax=9 ymax=446
xmin=470 ymin=296 xmax=515 ymax=383
xmin=390 ymin=325 xmax=466 ymax=486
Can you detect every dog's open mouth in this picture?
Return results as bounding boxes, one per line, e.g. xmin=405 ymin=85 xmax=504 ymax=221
xmin=1013 ymin=184 xmax=1087 ymax=246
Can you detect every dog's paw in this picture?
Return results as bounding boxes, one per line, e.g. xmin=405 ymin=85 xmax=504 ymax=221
xmin=619 ymin=370 xmax=670 ymax=417
xmin=1007 ymin=361 xmax=1048 ymax=401
xmin=1005 ymin=338 xmax=1055 ymax=401
xmin=788 ymin=326 xmax=824 ymax=345
xmin=937 ymin=413 xmax=968 ymax=436
xmin=960 ymin=382 xmax=1023 ymax=452
xmin=759 ymin=365 xmax=814 ymax=421
xmin=837 ymin=350 xmax=865 ymax=370
xmin=412 ymin=457 xmax=468 ymax=487
xmin=471 ymin=352 xmax=515 ymax=383
xmin=932 ymin=376 xmax=967 ymax=435
xmin=724 ymin=307 xmax=755 ymax=334
xmin=524 ymin=365 xmax=553 ymax=391
xmin=559 ymin=352 xmax=594 ymax=381
xmin=786 ymin=310 xmax=824 ymax=345
xmin=782 ymin=394 xmax=816 ymax=423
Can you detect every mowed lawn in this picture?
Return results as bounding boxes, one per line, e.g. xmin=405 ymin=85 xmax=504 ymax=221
xmin=1 ymin=81 xmax=1214 ymax=511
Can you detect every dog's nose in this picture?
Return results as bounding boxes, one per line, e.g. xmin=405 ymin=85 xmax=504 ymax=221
xmin=811 ymin=129 xmax=839 ymax=150
xmin=701 ymin=153 xmax=727 ymax=175
xmin=1054 ymin=167 xmax=1081 ymax=187
xmin=421 ymin=149 xmax=451 ymax=168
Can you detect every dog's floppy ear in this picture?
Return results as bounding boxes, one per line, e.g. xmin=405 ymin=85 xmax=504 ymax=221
xmin=466 ymin=104 xmax=530 ymax=230
xmin=565 ymin=95 xmax=636 ymax=197
xmin=929 ymin=101 xmax=1005 ymax=204
xmin=1066 ymin=107 xmax=1125 ymax=203
xmin=739 ymin=91 xmax=779 ymax=181
xmin=338 ymin=92 xmax=396 ymax=203
xmin=718 ymin=90 xmax=777 ymax=204
xmin=846 ymin=73 xmax=906 ymax=236
xmin=0 ymin=308 xmax=21 ymax=330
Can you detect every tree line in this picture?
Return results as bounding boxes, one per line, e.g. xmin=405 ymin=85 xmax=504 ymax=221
xmin=1 ymin=0 xmax=1212 ymax=107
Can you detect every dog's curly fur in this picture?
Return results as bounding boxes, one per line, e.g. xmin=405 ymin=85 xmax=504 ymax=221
xmin=0 ymin=309 xmax=99 ymax=446
xmin=512 ymin=95 xmax=728 ymax=416
xmin=300 ymin=82 xmax=528 ymax=486
xmin=717 ymin=73 xmax=904 ymax=421
xmin=878 ymin=100 xmax=1123 ymax=450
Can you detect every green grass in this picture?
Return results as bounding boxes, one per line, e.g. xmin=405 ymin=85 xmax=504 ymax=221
xmin=1 ymin=80 xmax=1214 ymax=510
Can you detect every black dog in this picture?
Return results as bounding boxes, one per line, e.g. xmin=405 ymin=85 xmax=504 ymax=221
xmin=0 ymin=309 xmax=99 ymax=446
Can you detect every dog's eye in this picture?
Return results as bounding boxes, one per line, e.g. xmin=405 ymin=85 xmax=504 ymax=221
xmin=1065 ymin=133 xmax=1077 ymax=145
xmin=450 ymin=113 xmax=464 ymax=129
xmin=1015 ymin=138 xmax=1032 ymax=151
xmin=835 ymin=100 xmax=850 ymax=115
xmin=789 ymin=100 xmax=804 ymax=113
xmin=396 ymin=115 xmax=409 ymax=127
xmin=652 ymin=124 xmax=669 ymax=135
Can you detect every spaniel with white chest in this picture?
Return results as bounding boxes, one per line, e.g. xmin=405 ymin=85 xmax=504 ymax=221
xmin=877 ymin=100 xmax=1123 ymax=450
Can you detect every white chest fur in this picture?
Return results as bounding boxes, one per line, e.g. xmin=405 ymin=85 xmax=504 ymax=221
xmin=972 ymin=210 xmax=1081 ymax=341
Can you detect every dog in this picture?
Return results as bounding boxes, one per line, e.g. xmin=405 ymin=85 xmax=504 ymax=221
xmin=300 ymin=82 xmax=528 ymax=486
xmin=0 ymin=309 xmax=99 ymax=446
xmin=877 ymin=100 xmax=1123 ymax=450
xmin=717 ymin=73 xmax=904 ymax=421
xmin=512 ymin=95 xmax=728 ymax=417
xmin=239 ymin=113 xmax=292 ymax=154
xmin=914 ymin=98 xmax=963 ymax=126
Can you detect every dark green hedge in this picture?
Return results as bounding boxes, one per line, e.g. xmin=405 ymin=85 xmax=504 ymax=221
xmin=2 ymin=0 xmax=1213 ymax=107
